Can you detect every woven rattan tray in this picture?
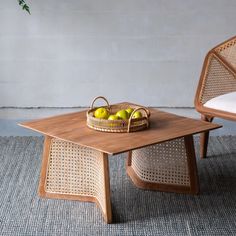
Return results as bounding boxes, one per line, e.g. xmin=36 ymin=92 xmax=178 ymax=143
xmin=86 ymin=96 xmax=150 ymax=133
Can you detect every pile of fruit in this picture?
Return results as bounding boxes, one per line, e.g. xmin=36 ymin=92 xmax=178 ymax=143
xmin=94 ymin=107 xmax=142 ymax=120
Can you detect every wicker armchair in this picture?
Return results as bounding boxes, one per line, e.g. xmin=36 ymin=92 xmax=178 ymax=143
xmin=195 ymin=36 xmax=236 ymax=158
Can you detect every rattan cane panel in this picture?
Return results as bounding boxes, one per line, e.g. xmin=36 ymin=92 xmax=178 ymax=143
xmin=215 ymin=38 xmax=236 ymax=68
xmin=131 ymin=138 xmax=190 ymax=186
xmin=46 ymin=139 xmax=106 ymax=211
xmin=200 ymin=55 xmax=236 ymax=104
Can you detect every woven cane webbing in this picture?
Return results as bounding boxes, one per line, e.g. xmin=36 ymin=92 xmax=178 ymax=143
xmin=200 ymin=55 xmax=236 ymax=104
xmin=215 ymin=38 xmax=236 ymax=68
xmin=131 ymin=138 xmax=190 ymax=186
xmin=46 ymin=139 xmax=106 ymax=211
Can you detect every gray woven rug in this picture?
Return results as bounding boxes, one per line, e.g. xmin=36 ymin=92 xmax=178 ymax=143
xmin=0 ymin=136 xmax=236 ymax=236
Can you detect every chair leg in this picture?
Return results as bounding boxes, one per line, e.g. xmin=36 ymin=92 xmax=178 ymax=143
xmin=200 ymin=115 xmax=213 ymax=159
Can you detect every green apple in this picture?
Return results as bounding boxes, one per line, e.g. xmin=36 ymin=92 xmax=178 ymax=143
xmin=94 ymin=107 xmax=109 ymax=119
xmin=132 ymin=111 xmax=142 ymax=119
xmin=125 ymin=108 xmax=134 ymax=118
xmin=116 ymin=109 xmax=129 ymax=120
xmin=108 ymin=115 xmax=119 ymax=120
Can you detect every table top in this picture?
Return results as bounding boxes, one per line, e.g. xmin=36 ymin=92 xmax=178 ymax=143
xmin=20 ymin=103 xmax=221 ymax=155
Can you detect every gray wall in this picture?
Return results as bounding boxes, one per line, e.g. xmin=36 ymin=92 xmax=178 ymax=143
xmin=1 ymin=0 xmax=236 ymax=107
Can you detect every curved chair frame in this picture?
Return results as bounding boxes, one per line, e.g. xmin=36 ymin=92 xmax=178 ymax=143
xmin=195 ymin=36 xmax=236 ymax=158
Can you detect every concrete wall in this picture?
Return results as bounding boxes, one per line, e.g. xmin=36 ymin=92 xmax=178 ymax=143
xmin=1 ymin=0 xmax=236 ymax=107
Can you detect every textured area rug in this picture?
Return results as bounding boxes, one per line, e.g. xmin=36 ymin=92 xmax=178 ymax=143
xmin=0 ymin=136 xmax=236 ymax=236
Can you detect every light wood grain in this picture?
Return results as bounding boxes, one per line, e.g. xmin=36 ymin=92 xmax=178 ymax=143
xmin=184 ymin=135 xmax=199 ymax=194
xmin=102 ymin=153 xmax=112 ymax=223
xmin=38 ymin=135 xmax=52 ymax=197
xmin=19 ymin=104 xmax=221 ymax=155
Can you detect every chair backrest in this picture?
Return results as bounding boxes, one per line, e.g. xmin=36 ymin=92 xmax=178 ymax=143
xmin=214 ymin=37 xmax=236 ymax=69
xmin=195 ymin=36 xmax=236 ymax=108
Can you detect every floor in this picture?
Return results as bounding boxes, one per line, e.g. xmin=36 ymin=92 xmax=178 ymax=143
xmin=0 ymin=107 xmax=235 ymax=136
xmin=1 ymin=136 xmax=236 ymax=235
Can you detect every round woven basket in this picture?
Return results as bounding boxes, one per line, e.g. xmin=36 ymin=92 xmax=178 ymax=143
xmin=86 ymin=96 xmax=150 ymax=133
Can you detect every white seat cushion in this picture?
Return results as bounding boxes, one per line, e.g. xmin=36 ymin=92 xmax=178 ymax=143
xmin=203 ymin=91 xmax=236 ymax=114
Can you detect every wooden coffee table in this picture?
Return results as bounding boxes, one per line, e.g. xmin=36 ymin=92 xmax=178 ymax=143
xmin=20 ymin=103 xmax=220 ymax=223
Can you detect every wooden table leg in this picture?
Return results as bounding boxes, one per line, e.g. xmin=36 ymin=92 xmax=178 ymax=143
xmin=38 ymin=136 xmax=52 ymax=197
xmin=184 ymin=135 xmax=199 ymax=194
xmin=38 ymin=135 xmax=112 ymax=223
xmin=101 ymin=153 xmax=112 ymax=223
xmin=126 ymin=135 xmax=199 ymax=194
